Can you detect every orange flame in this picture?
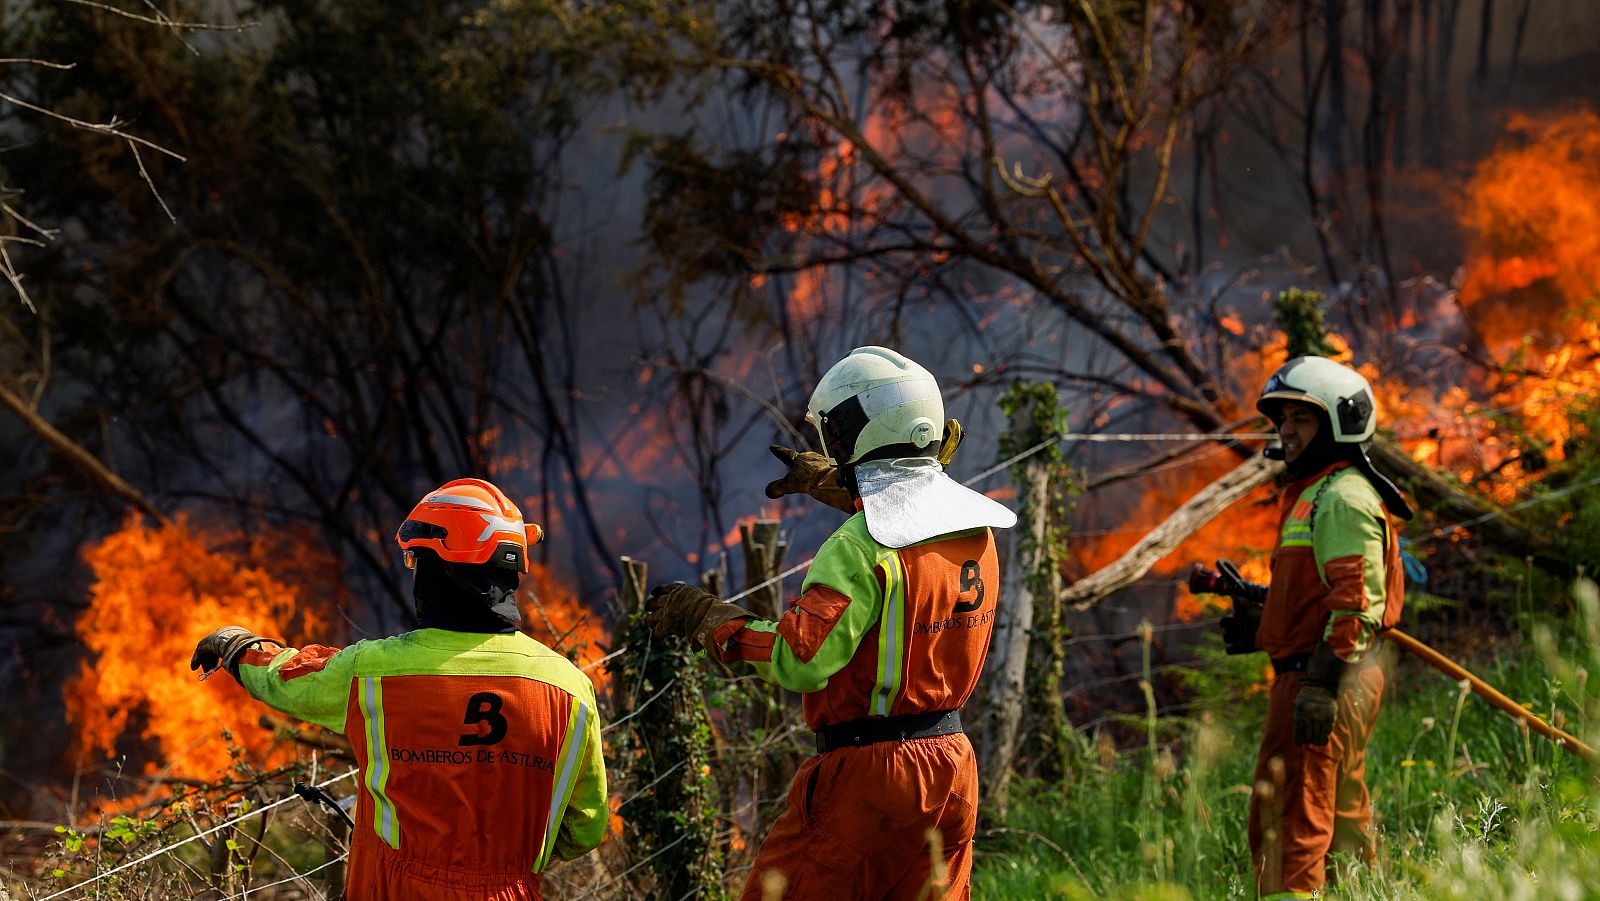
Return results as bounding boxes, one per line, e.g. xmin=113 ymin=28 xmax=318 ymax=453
xmin=519 ymin=563 xmax=611 ymax=684
xmin=1453 ymin=108 xmax=1600 ymax=497
xmin=1460 ymin=109 xmax=1600 ymax=340
xmin=65 ymin=516 xmax=331 ymax=793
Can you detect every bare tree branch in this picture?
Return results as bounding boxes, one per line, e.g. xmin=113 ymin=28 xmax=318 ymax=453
xmin=0 ymin=89 xmax=185 ymax=159
xmin=0 ymin=379 xmax=169 ymax=524
xmin=55 ymin=0 xmax=255 ymax=33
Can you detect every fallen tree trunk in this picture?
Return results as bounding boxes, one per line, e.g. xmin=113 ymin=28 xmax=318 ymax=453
xmin=1368 ymin=440 xmax=1564 ymax=571
xmin=1062 ymin=454 xmax=1281 ymax=608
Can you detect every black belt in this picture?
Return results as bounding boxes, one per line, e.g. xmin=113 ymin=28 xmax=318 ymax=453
xmin=1272 ymin=640 xmax=1386 ymax=676
xmin=814 ymin=709 xmax=962 ymax=754
xmin=1271 ymin=653 xmax=1311 ymax=674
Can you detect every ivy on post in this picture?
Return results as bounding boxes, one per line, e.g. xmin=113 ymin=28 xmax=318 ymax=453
xmin=609 ymin=556 xmax=726 ymax=900
xmin=736 ymin=518 xmax=803 ymax=832
xmin=984 ymin=381 xmax=1076 ymax=816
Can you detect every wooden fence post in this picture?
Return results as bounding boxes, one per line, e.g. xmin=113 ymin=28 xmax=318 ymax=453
xmin=610 ymin=555 xmax=727 ymax=899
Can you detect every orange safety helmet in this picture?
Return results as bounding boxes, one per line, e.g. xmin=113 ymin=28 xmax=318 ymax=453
xmin=395 ymin=478 xmax=543 ymax=573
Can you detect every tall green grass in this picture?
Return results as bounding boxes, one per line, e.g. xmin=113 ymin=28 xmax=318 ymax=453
xmin=975 ymin=582 xmax=1600 ymax=899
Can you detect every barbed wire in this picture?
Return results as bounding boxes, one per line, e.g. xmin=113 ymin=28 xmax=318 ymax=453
xmin=1063 ymin=616 xmax=1223 ymax=647
xmin=1412 ymin=471 xmax=1600 ymax=546
xmin=35 ymin=768 xmax=358 ymax=901
xmin=601 ymin=677 xmax=677 ymax=735
xmin=223 ymin=855 xmax=342 ymax=900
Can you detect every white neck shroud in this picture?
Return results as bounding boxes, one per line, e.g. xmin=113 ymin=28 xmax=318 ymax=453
xmin=854 ymin=458 xmax=1018 ymax=548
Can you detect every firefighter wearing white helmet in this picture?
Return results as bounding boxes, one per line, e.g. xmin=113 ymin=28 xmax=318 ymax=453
xmin=806 ymin=345 xmax=945 ymax=466
xmin=1258 ymin=354 xmax=1378 ymax=445
xmin=1193 ymin=354 xmax=1413 ymax=898
xmin=644 ymin=346 xmax=1016 ymax=900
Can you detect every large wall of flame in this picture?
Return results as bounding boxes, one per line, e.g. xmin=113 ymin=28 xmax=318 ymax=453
xmin=64 ymin=517 xmax=331 ymax=789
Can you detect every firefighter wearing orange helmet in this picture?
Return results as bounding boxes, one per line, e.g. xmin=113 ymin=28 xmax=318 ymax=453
xmin=645 ymin=347 xmax=1016 ymax=900
xmin=191 ymin=479 xmax=606 ymax=900
xmin=1192 ymin=357 xmax=1413 ymax=899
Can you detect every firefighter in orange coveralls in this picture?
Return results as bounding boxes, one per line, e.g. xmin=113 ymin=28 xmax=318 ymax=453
xmin=190 ymin=479 xmax=607 ymax=901
xmin=645 ymin=346 xmax=1016 ymax=900
xmin=1197 ymin=357 xmax=1413 ymax=900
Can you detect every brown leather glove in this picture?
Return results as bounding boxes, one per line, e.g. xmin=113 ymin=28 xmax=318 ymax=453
xmin=1293 ymin=640 xmax=1350 ymax=745
xmin=190 ymin=626 xmax=274 ymax=680
xmin=643 ymin=582 xmax=753 ymax=658
xmin=763 ymin=446 xmax=855 ymax=513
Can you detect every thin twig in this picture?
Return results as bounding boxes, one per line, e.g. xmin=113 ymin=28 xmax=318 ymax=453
xmin=0 ymin=201 xmax=58 ymax=239
xmin=56 ymin=0 xmax=255 ymax=32
xmin=0 ymin=58 xmax=76 ymax=69
xmin=0 ymin=90 xmax=186 ymax=160
xmin=127 ymin=138 xmax=177 ymax=223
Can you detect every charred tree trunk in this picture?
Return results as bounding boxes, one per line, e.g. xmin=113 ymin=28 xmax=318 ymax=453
xmin=739 ymin=520 xmax=788 ymax=622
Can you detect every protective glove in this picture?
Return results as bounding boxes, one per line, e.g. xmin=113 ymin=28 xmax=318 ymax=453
xmin=643 ymin=582 xmax=754 ymax=658
xmin=1214 ymin=559 xmax=1267 ymax=605
xmin=764 ymin=418 xmax=963 ymax=515
xmin=764 ymin=446 xmax=855 ymax=513
xmin=190 ymin=626 xmax=273 ymax=680
xmin=1188 ymin=560 xmax=1266 ymax=655
xmin=1293 ymin=640 xmax=1351 ymax=745
xmin=1217 ymin=560 xmax=1265 ymax=655
xmin=1219 ymin=604 xmax=1262 ymax=656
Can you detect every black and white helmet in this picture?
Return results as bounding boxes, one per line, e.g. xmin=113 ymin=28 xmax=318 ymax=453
xmin=1257 ymin=356 xmax=1377 ymax=444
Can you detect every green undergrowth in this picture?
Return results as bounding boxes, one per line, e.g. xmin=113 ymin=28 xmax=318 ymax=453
xmin=975 ymin=584 xmax=1600 ymax=900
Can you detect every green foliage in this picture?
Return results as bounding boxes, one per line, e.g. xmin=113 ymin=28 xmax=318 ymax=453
xmin=609 ymin=599 xmax=727 ymax=900
xmin=624 ymin=130 xmax=821 ymax=311
xmin=1273 ymin=288 xmax=1340 ymax=359
xmin=976 ymin=581 xmax=1600 ymax=899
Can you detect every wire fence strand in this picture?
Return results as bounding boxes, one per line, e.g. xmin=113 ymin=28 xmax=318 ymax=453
xmin=36 ymin=768 xmax=358 ymax=901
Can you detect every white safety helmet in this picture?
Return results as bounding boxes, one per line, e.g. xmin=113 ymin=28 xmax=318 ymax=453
xmin=1256 ymin=356 xmax=1377 ymax=444
xmin=806 ymin=346 xmax=945 ymax=466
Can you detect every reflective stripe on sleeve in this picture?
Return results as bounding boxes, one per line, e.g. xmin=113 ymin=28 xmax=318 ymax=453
xmin=535 ymin=698 xmax=591 ymax=872
xmin=871 ymin=552 xmax=907 ymax=716
xmin=358 ymin=676 xmax=400 ymax=849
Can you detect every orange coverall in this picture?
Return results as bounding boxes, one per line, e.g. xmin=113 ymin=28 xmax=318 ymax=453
xmin=709 ymin=513 xmax=998 ymax=900
xmin=237 ymin=629 xmax=607 ymax=900
xmin=1248 ymin=461 xmax=1405 ymax=899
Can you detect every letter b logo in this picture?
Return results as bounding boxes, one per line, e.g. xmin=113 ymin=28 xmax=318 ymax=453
xmin=955 ymin=560 xmax=985 ymax=614
xmin=458 ymin=692 xmax=508 ymax=746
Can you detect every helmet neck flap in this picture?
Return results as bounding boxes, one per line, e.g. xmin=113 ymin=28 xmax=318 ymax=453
xmin=412 ymin=548 xmax=521 ymax=632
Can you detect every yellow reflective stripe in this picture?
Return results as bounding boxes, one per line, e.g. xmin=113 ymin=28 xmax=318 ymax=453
xmin=535 ymin=698 xmax=590 ymax=872
xmin=358 ymin=676 xmax=399 ymax=848
xmin=872 ymin=552 xmax=906 ymax=716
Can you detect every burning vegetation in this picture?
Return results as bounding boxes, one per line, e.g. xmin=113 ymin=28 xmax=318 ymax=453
xmin=64 ymin=517 xmax=334 ymax=799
